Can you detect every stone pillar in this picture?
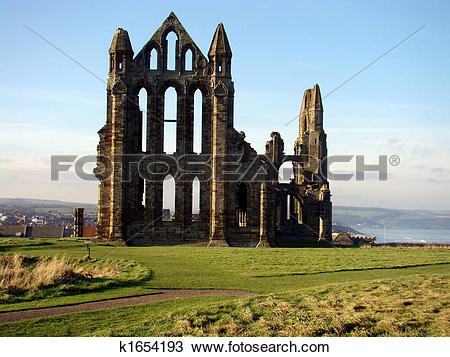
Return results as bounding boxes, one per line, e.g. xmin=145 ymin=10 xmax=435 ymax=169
xmin=257 ymin=183 xmax=270 ymax=247
xmin=289 ymin=194 xmax=295 ymax=221
xmin=175 ymin=181 xmax=192 ymax=226
xmin=95 ymin=96 xmax=111 ymax=240
xmin=296 ymin=199 xmax=303 ymax=223
xmin=73 ymin=208 xmax=84 ymax=237
xmin=208 ymin=83 xmax=230 ymax=247
xmin=275 ymin=193 xmax=282 ymax=229
xmin=144 ymin=91 xmax=164 ymax=226
xmin=319 ymin=184 xmax=332 ymax=241
xmin=108 ymin=91 xmax=128 ymax=241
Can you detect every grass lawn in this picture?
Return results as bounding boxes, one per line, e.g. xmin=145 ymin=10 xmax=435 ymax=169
xmin=0 ymin=238 xmax=449 ymax=336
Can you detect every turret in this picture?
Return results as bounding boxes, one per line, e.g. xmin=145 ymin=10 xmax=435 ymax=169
xmin=208 ymin=23 xmax=232 ymax=78
xmin=309 ymin=84 xmax=323 ymax=131
xmin=310 ymin=84 xmax=323 ymax=111
xmin=299 ymin=84 xmax=323 ymax=135
xmin=109 ymin=28 xmax=134 ymax=74
xmin=295 ymin=84 xmax=327 ymax=183
xmin=265 ymin=132 xmax=284 ymax=169
xmin=299 ymin=89 xmax=311 ymax=135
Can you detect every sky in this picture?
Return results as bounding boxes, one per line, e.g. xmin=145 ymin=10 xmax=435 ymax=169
xmin=0 ymin=0 xmax=449 ymax=210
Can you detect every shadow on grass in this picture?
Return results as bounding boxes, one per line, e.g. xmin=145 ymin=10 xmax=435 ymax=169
xmin=251 ymin=262 xmax=450 ymax=278
xmin=0 ymin=242 xmax=54 ymax=251
xmin=275 ymin=241 xmax=359 ymax=248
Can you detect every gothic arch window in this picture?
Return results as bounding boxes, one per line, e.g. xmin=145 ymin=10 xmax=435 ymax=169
xmin=286 ymin=194 xmax=291 ymax=221
xmin=278 ymin=161 xmax=293 ymax=183
xmin=184 ymin=48 xmax=193 ymax=71
xmin=165 ymin=31 xmax=178 ymax=70
xmin=141 ymin=177 xmax=146 ymax=208
xmin=193 ymin=89 xmax=202 ymax=153
xmin=237 ymin=183 xmax=247 ymax=227
xmin=163 ymin=174 xmax=175 ymax=221
xmin=138 ymin=88 xmax=149 ymax=208
xmin=150 ymin=48 xmax=158 ymax=70
xmin=138 ymin=88 xmax=148 ymax=152
xmin=192 ymin=177 xmax=200 ymax=221
xmin=164 ymin=87 xmax=177 ymax=154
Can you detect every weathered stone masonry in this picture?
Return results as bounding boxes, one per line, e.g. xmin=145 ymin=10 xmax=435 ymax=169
xmin=95 ymin=13 xmax=332 ymax=247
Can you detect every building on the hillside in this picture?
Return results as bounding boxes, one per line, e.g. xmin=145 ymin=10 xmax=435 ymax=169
xmin=0 ymin=225 xmax=27 ymax=237
xmin=331 ymin=232 xmax=354 ymax=246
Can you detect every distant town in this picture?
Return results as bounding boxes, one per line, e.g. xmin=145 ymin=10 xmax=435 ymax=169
xmin=1 ymin=198 xmax=449 ymax=241
xmin=0 ymin=198 xmax=97 ymax=238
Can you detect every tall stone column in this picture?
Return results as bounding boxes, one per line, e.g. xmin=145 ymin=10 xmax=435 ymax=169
xmin=319 ymin=184 xmax=332 ymax=241
xmin=207 ymin=23 xmax=233 ymax=247
xmin=97 ymin=28 xmax=134 ymax=243
xmin=257 ymin=183 xmax=270 ymax=247
xmin=108 ymin=92 xmax=127 ymax=241
xmin=296 ymin=200 xmax=303 ymax=223
xmin=175 ymin=181 xmax=192 ymax=226
xmin=207 ymin=83 xmax=229 ymax=247
xmin=144 ymin=91 xmax=164 ymax=226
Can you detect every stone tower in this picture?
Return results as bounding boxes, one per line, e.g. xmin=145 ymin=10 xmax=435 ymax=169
xmin=293 ymin=84 xmax=332 ymax=240
xmin=295 ymin=84 xmax=327 ymax=183
xmin=95 ymin=13 xmax=332 ymax=246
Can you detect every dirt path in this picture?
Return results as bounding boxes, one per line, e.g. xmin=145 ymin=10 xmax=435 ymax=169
xmin=0 ymin=289 xmax=255 ymax=323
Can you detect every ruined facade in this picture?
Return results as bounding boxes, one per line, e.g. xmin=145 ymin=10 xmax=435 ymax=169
xmin=95 ymin=13 xmax=332 ymax=247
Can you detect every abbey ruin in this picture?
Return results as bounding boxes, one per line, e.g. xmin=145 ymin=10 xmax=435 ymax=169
xmin=95 ymin=13 xmax=332 ymax=247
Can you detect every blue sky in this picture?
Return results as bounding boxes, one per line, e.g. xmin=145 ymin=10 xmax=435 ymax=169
xmin=0 ymin=0 xmax=449 ymax=210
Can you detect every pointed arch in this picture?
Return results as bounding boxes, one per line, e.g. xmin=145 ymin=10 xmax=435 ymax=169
xmin=286 ymin=194 xmax=291 ymax=221
xmin=192 ymin=177 xmax=200 ymax=221
xmin=165 ymin=31 xmax=178 ymax=70
xmin=237 ymin=183 xmax=248 ymax=227
xmin=184 ymin=48 xmax=193 ymax=71
xmin=163 ymin=174 xmax=175 ymax=221
xmin=278 ymin=161 xmax=293 ymax=183
xmin=193 ymin=89 xmax=202 ymax=153
xmin=137 ymin=88 xmax=149 ymax=209
xmin=164 ymin=87 xmax=177 ymax=154
xmin=141 ymin=177 xmax=146 ymax=208
xmin=130 ymin=14 xmax=209 ymax=75
xmin=138 ymin=88 xmax=148 ymax=152
xmin=150 ymin=48 xmax=158 ymax=70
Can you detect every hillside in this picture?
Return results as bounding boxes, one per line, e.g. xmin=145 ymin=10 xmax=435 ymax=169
xmin=0 ymin=198 xmax=97 ymax=215
xmin=1 ymin=198 xmax=449 ymax=229
xmin=334 ymin=206 xmax=450 ymax=230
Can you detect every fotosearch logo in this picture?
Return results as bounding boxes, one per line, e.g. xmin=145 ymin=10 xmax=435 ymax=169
xmin=50 ymin=154 xmax=400 ymax=183
xmin=327 ymin=154 xmax=400 ymax=181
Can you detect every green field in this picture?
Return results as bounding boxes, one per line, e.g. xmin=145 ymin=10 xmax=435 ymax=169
xmin=0 ymin=238 xmax=449 ymax=336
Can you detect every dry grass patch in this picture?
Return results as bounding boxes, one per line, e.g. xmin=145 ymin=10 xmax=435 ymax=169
xmin=0 ymin=254 xmax=148 ymax=303
xmin=148 ymin=274 xmax=449 ymax=337
xmin=0 ymin=255 xmax=120 ymax=296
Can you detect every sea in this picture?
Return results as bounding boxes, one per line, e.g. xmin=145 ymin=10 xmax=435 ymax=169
xmin=356 ymin=228 xmax=450 ymax=245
